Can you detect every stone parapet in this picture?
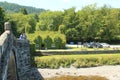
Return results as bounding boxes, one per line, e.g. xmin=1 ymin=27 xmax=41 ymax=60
xmin=16 ymin=39 xmax=43 ymax=80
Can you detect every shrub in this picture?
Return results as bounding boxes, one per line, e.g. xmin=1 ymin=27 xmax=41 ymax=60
xmin=30 ymin=43 xmax=36 ymax=66
xmin=30 ymin=43 xmax=35 ymax=54
xmin=34 ymin=35 xmax=42 ymax=49
xmin=27 ymin=31 xmax=66 ymax=49
xmin=54 ymin=36 xmax=62 ymax=49
xmin=44 ymin=35 xmax=52 ymax=49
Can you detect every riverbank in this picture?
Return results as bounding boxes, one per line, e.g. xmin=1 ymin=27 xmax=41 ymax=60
xmin=38 ymin=65 xmax=120 ymax=80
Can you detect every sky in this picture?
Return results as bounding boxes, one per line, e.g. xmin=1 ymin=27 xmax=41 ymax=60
xmin=0 ymin=0 xmax=120 ymax=11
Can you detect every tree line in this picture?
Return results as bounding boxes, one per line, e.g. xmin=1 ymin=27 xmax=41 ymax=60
xmin=36 ymin=4 xmax=120 ymax=43
xmin=1 ymin=4 xmax=120 ymax=43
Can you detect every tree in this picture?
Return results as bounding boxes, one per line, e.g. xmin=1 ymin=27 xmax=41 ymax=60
xmin=36 ymin=22 xmax=47 ymax=31
xmin=58 ymin=24 xmax=66 ymax=34
xmin=63 ymin=7 xmax=76 ymax=29
xmin=20 ymin=8 xmax=28 ymax=15
xmin=37 ymin=11 xmax=63 ymax=31
xmin=66 ymin=28 xmax=79 ymax=42
xmin=26 ymin=14 xmax=37 ymax=33
xmin=0 ymin=7 xmax=5 ymax=34
xmin=6 ymin=13 xmax=36 ymax=37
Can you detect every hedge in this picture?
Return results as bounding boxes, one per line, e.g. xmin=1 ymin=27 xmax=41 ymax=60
xmin=27 ymin=31 xmax=66 ymax=49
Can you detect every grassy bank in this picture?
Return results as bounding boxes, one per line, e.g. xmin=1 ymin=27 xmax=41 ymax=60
xmin=35 ymin=53 xmax=120 ymax=68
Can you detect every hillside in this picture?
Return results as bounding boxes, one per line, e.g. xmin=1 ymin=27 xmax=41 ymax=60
xmin=0 ymin=1 xmax=46 ymax=14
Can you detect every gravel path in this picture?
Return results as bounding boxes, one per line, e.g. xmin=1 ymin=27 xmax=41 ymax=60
xmin=38 ymin=65 xmax=120 ymax=80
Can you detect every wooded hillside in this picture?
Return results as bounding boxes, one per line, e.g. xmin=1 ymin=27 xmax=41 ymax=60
xmin=0 ymin=1 xmax=46 ymax=14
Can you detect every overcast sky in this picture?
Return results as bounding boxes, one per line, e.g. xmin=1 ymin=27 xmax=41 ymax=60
xmin=0 ymin=0 xmax=120 ymax=11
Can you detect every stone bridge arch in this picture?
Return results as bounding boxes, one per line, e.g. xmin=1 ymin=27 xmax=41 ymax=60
xmin=0 ymin=22 xmax=43 ymax=80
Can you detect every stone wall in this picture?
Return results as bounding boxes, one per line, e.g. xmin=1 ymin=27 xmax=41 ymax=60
xmin=16 ymin=39 xmax=43 ymax=80
xmin=0 ymin=23 xmax=13 ymax=80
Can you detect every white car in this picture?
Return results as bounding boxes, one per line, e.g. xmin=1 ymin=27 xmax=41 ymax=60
xmin=100 ymin=43 xmax=110 ymax=48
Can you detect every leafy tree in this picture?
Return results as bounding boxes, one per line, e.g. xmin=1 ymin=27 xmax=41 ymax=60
xmin=0 ymin=7 xmax=5 ymax=34
xmin=37 ymin=11 xmax=63 ymax=31
xmin=34 ymin=14 xmax=39 ymax=22
xmin=27 ymin=14 xmax=37 ymax=33
xmin=25 ymin=23 xmax=31 ymax=33
xmin=6 ymin=13 xmax=36 ymax=37
xmin=58 ymin=24 xmax=66 ymax=34
xmin=20 ymin=8 xmax=28 ymax=15
xmin=66 ymin=28 xmax=79 ymax=42
xmin=36 ymin=22 xmax=47 ymax=31
xmin=63 ymin=7 xmax=76 ymax=29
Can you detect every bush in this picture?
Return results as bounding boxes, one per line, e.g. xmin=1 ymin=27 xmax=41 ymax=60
xmin=54 ymin=36 xmax=62 ymax=49
xmin=30 ymin=43 xmax=36 ymax=66
xmin=55 ymin=37 xmax=66 ymax=49
xmin=34 ymin=35 xmax=42 ymax=49
xmin=44 ymin=35 xmax=52 ymax=49
xmin=30 ymin=43 xmax=35 ymax=54
xmin=27 ymin=31 xmax=66 ymax=49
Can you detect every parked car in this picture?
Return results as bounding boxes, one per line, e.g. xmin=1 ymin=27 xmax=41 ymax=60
xmin=95 ymin=42 xmax=103 ymax=48
xmin=100 ymin=43 xmax=110 ymax=48
xmin=83 ymin=42 xmax=103 ymax=48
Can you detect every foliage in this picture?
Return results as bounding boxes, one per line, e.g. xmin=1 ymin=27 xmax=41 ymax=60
xmin=27 ymin=31 xmax=66 ymax=49
xmin=35 ymin=54 xmax=120 ymax=68
xmin=35 ymin=5 xmax=120 ymax=43
xmin=34 ymin=35 xmax=42 ymax=49
xmin=37 ymin=11 xmax=63 ymax=31
xmin=20 ymin=8 xmax=28 ymax=15
xmin=44 ymin=35 xmax=52 ymax=49
xmin=6 ymin=13 xmax=37 ymax=37
xmin=1 ymin=3 xmax=120 ymax=43
xmin=30 ymin=43 xmax=36 ymax=67
xmin=0 ymin=7 xmax=5 ymax=34
xmin=54 ymin=36 xmax=63 ymax=49
xmin=66 ymin=28 xmax=79 ymax=42
xmin=58 ymin=24 xmax=66 ymax=34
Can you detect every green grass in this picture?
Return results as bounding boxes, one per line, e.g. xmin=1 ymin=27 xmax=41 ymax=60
xmin=35 ymin=53 xmax=120 ymax=68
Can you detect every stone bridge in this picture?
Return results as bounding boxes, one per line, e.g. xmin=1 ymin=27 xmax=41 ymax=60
xmin=0 ymin=22 xmax=43 ymax=80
